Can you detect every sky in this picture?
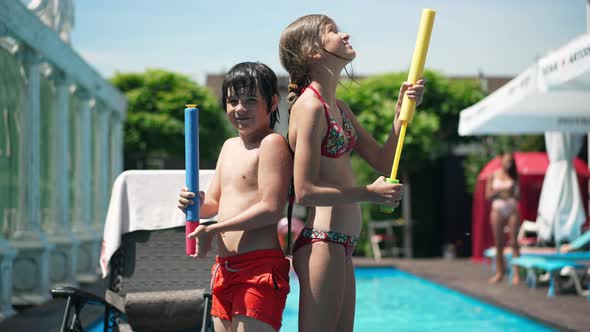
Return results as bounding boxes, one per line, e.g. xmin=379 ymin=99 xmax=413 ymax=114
xmin=69 ymin=0 xmax=588 ymax=83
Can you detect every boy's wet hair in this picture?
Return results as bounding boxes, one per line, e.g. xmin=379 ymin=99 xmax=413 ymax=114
xmin=221 ymin=62 xmax=280 ymax=129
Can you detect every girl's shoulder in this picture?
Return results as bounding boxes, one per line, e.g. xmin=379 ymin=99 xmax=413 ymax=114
xmin=291 ymin=93 xmax=326 ymax=120
xmin=489 ymin=169 xmax=501 ymax=180
xmin=335 ymin=98 xmax=351 ymax=110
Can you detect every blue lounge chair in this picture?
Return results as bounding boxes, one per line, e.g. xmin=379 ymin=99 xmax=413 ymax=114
xmin=510 ymin=256 xmax=589 ymax=299
xmin=484 ymin=229 xmax=590 ymax=266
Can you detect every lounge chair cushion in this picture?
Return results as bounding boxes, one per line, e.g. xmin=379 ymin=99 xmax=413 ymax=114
xmin=117 ymin=289 xmax=206 ymax=332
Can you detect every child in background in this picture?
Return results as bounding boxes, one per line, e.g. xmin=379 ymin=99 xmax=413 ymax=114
xmin=178 ymin=62 xmax=293 ymax=332
xmin=486 ymin=151 xmax=521 ymax=284
xmin=279 ymin=15 xmax=425 ymax=331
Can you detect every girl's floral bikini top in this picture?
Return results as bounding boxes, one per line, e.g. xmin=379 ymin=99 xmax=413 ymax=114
xmin=305 ymin=85 xmax=357 ymax=158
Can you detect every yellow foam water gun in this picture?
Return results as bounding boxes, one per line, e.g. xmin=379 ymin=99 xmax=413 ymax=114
xmin=384 ymin=9 xmax=436 ymax=213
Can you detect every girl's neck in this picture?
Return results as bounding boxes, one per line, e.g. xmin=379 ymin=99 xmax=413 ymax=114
xmin=308 ymin=63 xmax=345 ymax=103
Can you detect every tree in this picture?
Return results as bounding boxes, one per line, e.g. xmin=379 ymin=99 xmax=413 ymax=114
xmin=111 ymin=69 xmax=231 ymax=168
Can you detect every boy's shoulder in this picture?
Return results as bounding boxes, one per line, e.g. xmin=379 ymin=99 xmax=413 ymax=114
xmin=260 ymin=132 xmax=290 ymax=151
xmin=222 ymin=136 xmax=241 ymax=147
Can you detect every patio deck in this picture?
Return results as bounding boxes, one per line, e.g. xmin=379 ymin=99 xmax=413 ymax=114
xmin=0 ymin=258 xmax=588 ymax=331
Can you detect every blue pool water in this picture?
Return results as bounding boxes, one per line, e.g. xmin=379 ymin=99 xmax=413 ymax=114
xmin=281 ymin=267 xmax=555 ymax=332
xmin=89 ymin=267 xmax=556 ymax=331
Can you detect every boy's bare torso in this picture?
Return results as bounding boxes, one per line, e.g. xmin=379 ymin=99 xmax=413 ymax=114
xmin=216 ymin=136 xmax=282 ymax=256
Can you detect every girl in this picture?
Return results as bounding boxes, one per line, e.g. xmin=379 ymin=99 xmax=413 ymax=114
xmin=279 ymin=15 xmax=425 ymax=331
xmin=486 ymin=151 xmax=521 ymax=285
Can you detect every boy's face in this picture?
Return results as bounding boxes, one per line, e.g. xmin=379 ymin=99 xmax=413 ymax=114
xmin=225 ymin=88 xmax=273 ymax=135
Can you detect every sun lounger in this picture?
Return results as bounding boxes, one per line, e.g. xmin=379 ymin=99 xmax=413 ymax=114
xmin=510 ymin=256 xmax=589 ymax=299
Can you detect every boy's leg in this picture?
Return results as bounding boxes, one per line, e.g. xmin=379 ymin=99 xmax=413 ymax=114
xmin=213 ymin=317 xmax=233 ymax=332
xmin=233 ymin=315 xmax=277 ymax=332
xmin=335 ymin=259 xmax=356 ymax=332
xmin=293 ymin=241 xmax=347 ymax=332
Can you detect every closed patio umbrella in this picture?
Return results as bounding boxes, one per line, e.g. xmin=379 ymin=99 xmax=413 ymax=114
xmin=537 ymin=133 xmax=586 ymax=244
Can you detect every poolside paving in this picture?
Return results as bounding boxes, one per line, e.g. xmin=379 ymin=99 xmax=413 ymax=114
xmin=0 ymin=258 xmax=588 ymax=331
xmin=354 ymin=257 xmax=590 ymax=332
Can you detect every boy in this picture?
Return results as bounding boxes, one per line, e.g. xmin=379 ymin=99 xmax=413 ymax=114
xmin=178 ymin=62 xmax=293 ymax=332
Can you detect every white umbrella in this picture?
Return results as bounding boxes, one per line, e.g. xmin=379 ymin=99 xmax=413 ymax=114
xmin=458 ymin=32 xmax=590 ymax=244
xmin=458 ymin=33 xmax=590 ymax=136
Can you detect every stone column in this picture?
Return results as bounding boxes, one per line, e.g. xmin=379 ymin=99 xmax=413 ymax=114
xmin=93 ymin=106 xmax=111 ymax=234
xmin=110 ymin=111 xmax=124 ymax=184
xmin=47 ymin=70 xmax=78 ymax=287
xmin=0 ymin=242 xmax=16 ymax=321
xmin=72 ymin=89 xmax=99 ymax=283
xmin=0 ymin=20 xmax=18 ymax=320
xmin=11 ymin=46 xmax=54 ymax=305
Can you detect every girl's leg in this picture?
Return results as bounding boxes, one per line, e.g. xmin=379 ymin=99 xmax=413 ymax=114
xmin=213 ymin=317 xmax=232 ymax=332
xmin=233 ymin=315 xmax=276 ymax=332
xmin=508 ymin=212 xmax=521 ymax=285
xmin=489 ymin=209 xmax=506 ymax=284
xmin=335 ymin=258 xmax=356 ymax=332
xmin=293 ymin=241 xmax=347 ymax=332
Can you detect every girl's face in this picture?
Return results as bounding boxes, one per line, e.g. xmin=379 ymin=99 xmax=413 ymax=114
xmin=321 ymin=21 xmax=356 ymax=62
xmin=501 ymin=154 xmax=514 ymax=171
xmin=225 ymin=88 xmax=275 ymax=136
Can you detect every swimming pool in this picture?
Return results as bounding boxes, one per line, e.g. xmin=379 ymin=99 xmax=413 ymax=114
xmin=88 ymin=267 xmax=556 ymax=331
xmin=281 ymin=267 xmax=555 ymax=331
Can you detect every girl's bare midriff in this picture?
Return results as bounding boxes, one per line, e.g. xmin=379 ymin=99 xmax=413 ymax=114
xmin=306 ymin=154 xmax=363 ymax=237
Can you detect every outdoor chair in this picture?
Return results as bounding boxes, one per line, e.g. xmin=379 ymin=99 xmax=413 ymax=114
xmin=484 ymin=227 xmax=590 ymax=269
xmin=510 ymin=255 xmax=589 ymax=300
xmin=51 ymin=224 xmax=216 ymax=332
xmin=51 ymin=170 xmax=217 ymax=331
xmin=368 ymin=219 xmax=407 ymax=260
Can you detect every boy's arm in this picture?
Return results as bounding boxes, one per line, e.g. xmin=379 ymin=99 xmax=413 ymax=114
xmin=206 ymin=134 xmax=293 ymax=234
xmin=199 ymin=168 xmax=221 ymax=219
xmin=199 ymin=143 xmax=224 ymax=218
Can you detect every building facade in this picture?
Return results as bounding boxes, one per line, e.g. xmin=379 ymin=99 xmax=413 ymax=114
xmin=0 ymin=0 xmax=126 ymax=319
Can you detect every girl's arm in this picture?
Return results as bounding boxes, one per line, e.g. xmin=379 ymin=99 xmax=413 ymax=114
xmin=292 ymin=98 xmax=402 ymax=207
xmin=512 ymin=181 xmax=520 ymax=200
xmin=206 ymin=133 xmax=293 ymax=234
xmin=343 ymin=80 xmax=424 ymax=175
xmin=485 ymin=172 xmax=496 ymax=201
